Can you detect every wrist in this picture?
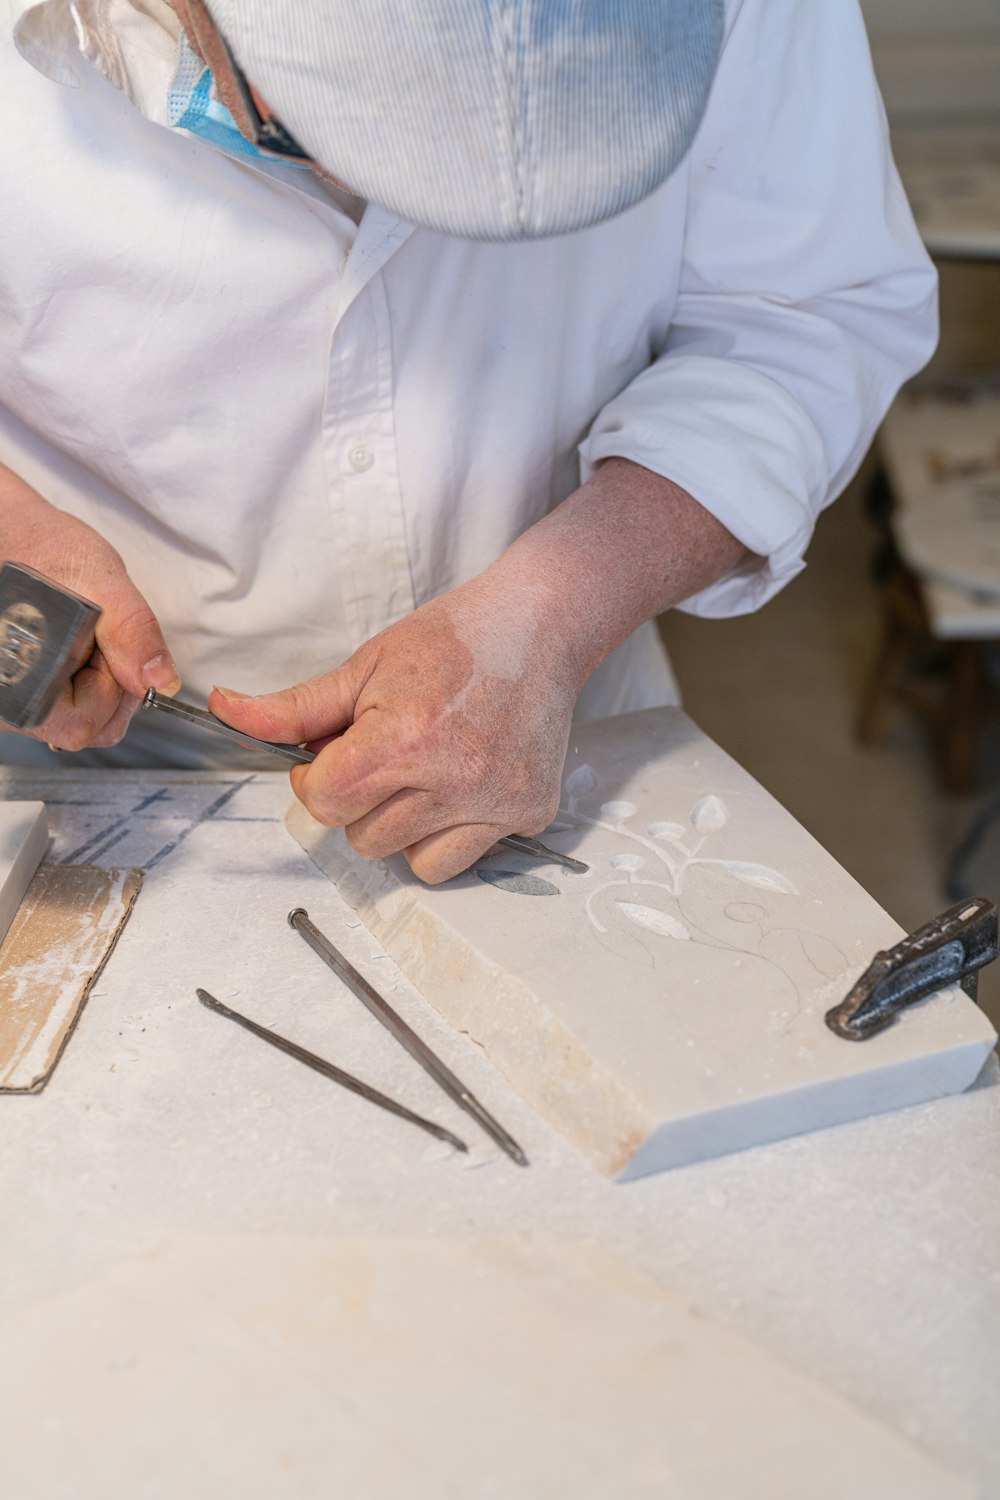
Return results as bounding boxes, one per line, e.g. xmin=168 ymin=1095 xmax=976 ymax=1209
xmin=481 ymin=458 xmax=751 ymax=692
xmin=0 ymin=466 xmax=59 ymax=562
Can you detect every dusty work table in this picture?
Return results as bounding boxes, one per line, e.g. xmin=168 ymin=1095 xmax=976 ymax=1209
xmin=1 ymin=767 xmax=998 ymax=1495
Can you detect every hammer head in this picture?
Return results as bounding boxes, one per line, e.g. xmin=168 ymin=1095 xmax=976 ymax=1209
xmin=0 ymin=563 xmax=102 ymax=731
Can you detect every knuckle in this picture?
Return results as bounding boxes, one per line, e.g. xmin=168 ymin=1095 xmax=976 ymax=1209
xmin=89 ymin=704 xmax=136 ymax=748
xmin=345 ymin=822 xmax=379 ymax=858
xmin=347 ymin=827 xmax=405 ymax=862
xmin=526 ymin=786 xmax=561 ymax=833
xmin=255 ymin=680 xmax=325 ymax=743
xmin=293 ymin=772 xmax=347 ymax=830
xmin=59 ymin=717 xmax=99 ymax=752
xmin=108 ymin=598 xmax=159 ymax=650
xmin=407 ymin=830 xmax=493 ymax=885
xmin=405 ymin=847 xmax=445 ymax=884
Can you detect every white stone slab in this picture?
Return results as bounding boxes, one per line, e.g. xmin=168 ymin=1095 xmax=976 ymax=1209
xmin=0 ymin=1234 xmax=977 ymax=1500
xmin=0 ymin=799 xmax=47 ymax=948
xmin=288 ymin=710 xmax=998 ymax=1180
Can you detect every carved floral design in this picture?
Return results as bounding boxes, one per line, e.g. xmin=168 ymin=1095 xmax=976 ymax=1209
xmin=556 ymin=766 xmax=847 ymax=1000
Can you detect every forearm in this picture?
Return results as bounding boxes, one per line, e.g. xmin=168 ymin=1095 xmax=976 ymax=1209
xmin=481 ymin=457 xmax=751 ymax=691
xmin=0 ymin=462 xmax=60 ymax=558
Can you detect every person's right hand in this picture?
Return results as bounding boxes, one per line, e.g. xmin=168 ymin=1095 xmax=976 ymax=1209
xmin=0 ymin=466 xmax=179 ymax=749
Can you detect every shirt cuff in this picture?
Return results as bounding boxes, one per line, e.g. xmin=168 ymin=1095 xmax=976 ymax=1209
xmin=578 ymin=353 xmax=825 ymax=618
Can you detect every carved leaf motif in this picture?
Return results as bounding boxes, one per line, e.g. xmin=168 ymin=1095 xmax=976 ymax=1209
xmin=564 ymin=764 xmax=597 ymax=799
xmin=690 ymin=795 xmax=728 ymax=832
xmin=477 ymin=869 xmax=560 ymax=896
xmin=648 ymin=821 xmax=687 ymax=841
xmin=718 ymin=860 xmax=798 ymax=895
xmin=615 ymin=902 xmax=690 ymax=939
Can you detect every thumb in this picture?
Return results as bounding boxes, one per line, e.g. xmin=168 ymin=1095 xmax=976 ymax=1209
xmin=95 ymin=575 xmax=180 ymax=699
xmin=208 ymin=663 xmax=361 ymax=746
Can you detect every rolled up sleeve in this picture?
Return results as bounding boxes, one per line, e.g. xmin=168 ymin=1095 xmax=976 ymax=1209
xmin=579 ymin=0 xmax=938 ymax=617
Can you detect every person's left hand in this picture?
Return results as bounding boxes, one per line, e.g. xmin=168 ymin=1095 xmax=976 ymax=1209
xmin=208 ymin=573 xmax=577 ymax=883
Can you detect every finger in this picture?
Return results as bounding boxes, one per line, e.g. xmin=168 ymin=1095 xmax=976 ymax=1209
xmin=404 ymin=823 xmax=507 ymax=885
xmin=289 ymin=711 xmax=427 ymax=827
xmin=87 ymin=687 xmax=141 ymax=749
xmin=209 ymin=662 xmax=361 ymax=746
xmin=344 ymin=787 xmax=453 ymax=860
xmin=69 ymin=650 xmax=131 ymax=745
xmin=35 ymin=649 xmax=124 ymax=750
xmin=95 ymin=579 xmax=180 ymax=699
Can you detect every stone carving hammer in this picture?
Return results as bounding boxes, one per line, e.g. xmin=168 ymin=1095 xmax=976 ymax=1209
xmin=0 ymin=562 xmax=102 ymax=731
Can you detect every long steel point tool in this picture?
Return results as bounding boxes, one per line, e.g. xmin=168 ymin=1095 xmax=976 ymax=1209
xmin=143 ymin=689 xmax=587 ymax=872
xmin=143 ymin=687 xmax=313 ymax=766
xmin=288 ymin=907 xmax=529 ymax=1166
xmin=196 ymin=988 xmax=468 ymax=1154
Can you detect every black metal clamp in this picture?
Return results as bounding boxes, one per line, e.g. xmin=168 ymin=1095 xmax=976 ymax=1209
xmin=825 ymin=897 xmax=998 ymax=1042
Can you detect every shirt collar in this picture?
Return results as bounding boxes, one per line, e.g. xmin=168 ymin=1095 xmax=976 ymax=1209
xmin=14 ymin=0 xmax=181 ymax=125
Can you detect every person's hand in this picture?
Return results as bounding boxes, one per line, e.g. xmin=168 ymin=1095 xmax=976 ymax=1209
xmin=209 ymin=457 xmax=750 ymax=884
xmin=209 ymin=572 xmax=578 ymax=883
xmin=0 ymin=468 xmax=180 ymax=749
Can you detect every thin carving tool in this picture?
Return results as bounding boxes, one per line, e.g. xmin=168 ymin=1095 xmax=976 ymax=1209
xmin=496 ymin=834 xmax=588 ymax=874
xmin=196 ymin=987 xmax=468 ymax=1153
xmin=143 ymin=687 xmax=313 ymax=765
xmin=288 ymin=907 xmax=529 ymax=1166
xmin=144 ymin=687 xmax=587 ymax=871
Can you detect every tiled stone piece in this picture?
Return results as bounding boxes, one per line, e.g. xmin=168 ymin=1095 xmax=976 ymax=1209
xmin=0 ymin=801 xmax=46 ymax=948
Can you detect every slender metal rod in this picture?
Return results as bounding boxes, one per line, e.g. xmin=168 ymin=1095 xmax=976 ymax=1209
xmin=497 ymin=834 xmax=589 ymax=874
xmin=288 ymin=908 xmax=529 ymax=1166
xmin=196 ymin=988 xmax=468 ymax=1153
xmin=143 ymin=688 xmax=314 ymax=765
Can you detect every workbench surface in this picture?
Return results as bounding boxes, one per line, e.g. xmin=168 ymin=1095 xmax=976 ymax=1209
xmin=2 ymin=768 xmax=998 ymax=1495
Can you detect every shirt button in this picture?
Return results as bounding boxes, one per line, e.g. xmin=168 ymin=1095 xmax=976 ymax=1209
xmin=348 ymin=443 xmax=375 ymax=472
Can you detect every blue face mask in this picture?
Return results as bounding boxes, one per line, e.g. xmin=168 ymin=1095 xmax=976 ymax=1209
xmin=167 ymin=35 xmax=309 ymax=168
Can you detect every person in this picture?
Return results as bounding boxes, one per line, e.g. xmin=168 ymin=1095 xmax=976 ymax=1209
xmin=0 ymin=0 xmax=936 ymax=881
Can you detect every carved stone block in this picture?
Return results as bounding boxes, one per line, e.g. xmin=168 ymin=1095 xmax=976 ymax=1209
xmin=287 ymin=710 xmax=997 ymax=1179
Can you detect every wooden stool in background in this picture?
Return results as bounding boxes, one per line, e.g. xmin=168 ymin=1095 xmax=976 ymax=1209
xmin=856 ymin=471 xmax=990 ymax=795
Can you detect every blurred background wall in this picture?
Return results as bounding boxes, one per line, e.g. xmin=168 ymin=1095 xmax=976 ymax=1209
xmin=866 ymin=0 xmax=1000 ymax=371
xmin=863 ymin=0 xmax=1000 ymax=116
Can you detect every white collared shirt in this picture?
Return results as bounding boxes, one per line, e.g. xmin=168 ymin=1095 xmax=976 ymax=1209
xmin=0 ymin=0 xmax=936 ymax=760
